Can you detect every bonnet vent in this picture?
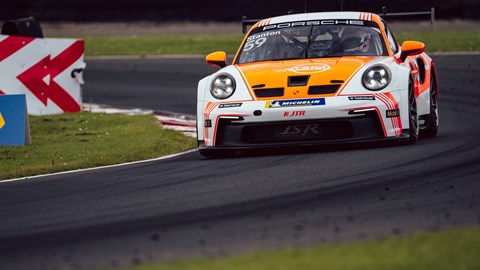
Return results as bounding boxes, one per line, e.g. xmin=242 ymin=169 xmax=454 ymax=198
xmin=288 ymin=75 xmax=310 ymax=87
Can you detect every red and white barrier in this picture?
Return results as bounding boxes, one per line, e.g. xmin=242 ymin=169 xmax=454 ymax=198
xmin=153 ymin=112 xmax=196 ymax=137
xmin=83 ymin=103 xmax=197 ymax=137
xmin=0 ymin=35 xmax=85 ymax=115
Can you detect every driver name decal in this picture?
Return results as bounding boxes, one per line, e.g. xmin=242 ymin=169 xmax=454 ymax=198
xmin=247 ymin=31 xmax=281 ymax=41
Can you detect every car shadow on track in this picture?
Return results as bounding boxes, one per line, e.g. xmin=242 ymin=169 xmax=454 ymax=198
xmin=200 ymin=140 xmax=407 ymax=159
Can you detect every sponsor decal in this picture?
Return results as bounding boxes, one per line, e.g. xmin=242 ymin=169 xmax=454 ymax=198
xmin=386 ymin=109 xmax=400 ymax=118
xmin=284 ymin=111 xmax=306 ymax=117
xmin=265 ymin=98 xmax=326 ymax=108
xmin=219 ymin=103 xmax=242 ymax=108
xmin=274 ymin=63 xmax=331 ymax=74
xmin=275 ymin=124 xmax=322 ymax=138
xmin=348 ymin=96 xmax=375 ymax=101
xmin=263 ymin=20 xmax=364 ymax=31
xmin=247 ymin=31 xmax=281 ymax=41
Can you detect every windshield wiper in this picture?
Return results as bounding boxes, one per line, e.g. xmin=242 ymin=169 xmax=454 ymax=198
xmin=281 ymin=29 xmax=317 ymax=59
xmin=305 ymin=25 xmax=314 ymax=58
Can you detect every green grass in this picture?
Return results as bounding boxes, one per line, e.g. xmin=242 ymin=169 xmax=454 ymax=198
xmin=67 ymin=30 xmax=480 ymax=56
xmin=121 ymin=226 xmax=480 ymax=270
xmin=396 ymin=30 xmax=480 ymax=52
xmin=0 ymin=112 xmax=196 ymax=180
xmin=81 ymin=34 xmax=244 ymax=56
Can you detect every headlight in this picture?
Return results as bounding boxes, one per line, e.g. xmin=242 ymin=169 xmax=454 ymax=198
xmin=210 ymin=74 xmax=236 ymax=99
xmin=362 ymin=65 xmax=391 ymax=91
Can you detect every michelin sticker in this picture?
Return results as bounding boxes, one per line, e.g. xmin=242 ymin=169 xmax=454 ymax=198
xmin=266 ymin=98 xmax=326 ymax=108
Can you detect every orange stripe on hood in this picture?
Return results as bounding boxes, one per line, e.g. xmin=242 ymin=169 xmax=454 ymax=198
xmin=235 ymin=57 xmax=375 ymax=100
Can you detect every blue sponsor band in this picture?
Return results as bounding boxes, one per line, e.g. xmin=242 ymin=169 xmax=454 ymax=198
xmin=266 ymin=98 xmax=325 ymax=108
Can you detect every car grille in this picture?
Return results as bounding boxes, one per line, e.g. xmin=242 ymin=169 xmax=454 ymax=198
xmin=215 ymin=114 xmax=385 ymax=147
xmin=254 ymin=88 xmax=284 ymax=97
xmin=241 ymin=120 xmax=354 ymax=143
xmin=308 ymin=84 xmax=341 ymax=95
xmin=253 ymin=84 xmax=341 ymax=98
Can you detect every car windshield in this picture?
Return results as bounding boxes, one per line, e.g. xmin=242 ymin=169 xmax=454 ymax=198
xmin=236 ymin=23 xmax=387 ymax=64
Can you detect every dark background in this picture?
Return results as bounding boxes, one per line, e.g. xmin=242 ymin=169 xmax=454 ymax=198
xmin=0 ymin=0 xmax=479 ymax=22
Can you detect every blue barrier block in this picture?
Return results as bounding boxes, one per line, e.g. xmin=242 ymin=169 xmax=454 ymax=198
xmin=0 ymin=94 xmax=31 ymax=146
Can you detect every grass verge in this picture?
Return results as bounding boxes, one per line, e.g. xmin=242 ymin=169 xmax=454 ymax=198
xmin=81 ymin=34 xmax=244 ymax=56
xmin=395 ymin=30 xmax=480 ymax=52
xmin=121 ymin=226 xmax=480 ymax=270
xmin=69 ymin=30 xmax=480 ymax=56
xmin=0 ymin=112 xmax=196 ymax=180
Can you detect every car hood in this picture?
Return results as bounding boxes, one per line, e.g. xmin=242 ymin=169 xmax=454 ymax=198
xmin=235 ymin=57 xmax=377 ymax=99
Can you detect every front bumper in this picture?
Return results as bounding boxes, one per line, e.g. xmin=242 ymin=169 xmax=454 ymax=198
xmin=216 ymin=113 xmax=384 ymax=147
xmin=198 ymin=112 xmax=409 ymax=151
xmin=198 ymin=92 xmax=409 ymax=150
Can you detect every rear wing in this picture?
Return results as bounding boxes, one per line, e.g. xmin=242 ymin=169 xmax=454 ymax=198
xmin=242 ymin=16 xmax=260 ymax=34
xmin=379 ymin=7 xmax=435 ymax=25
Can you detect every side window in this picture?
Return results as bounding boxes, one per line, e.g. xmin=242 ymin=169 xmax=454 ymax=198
xmin=382 ymin=21 xmax=399 ymax=54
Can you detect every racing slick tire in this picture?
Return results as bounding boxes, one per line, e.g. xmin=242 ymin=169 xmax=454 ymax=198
xmin=421 ymin=72 xmax=439 ymax=138
xmin=406 ymin=80 xmax=419 ymax=144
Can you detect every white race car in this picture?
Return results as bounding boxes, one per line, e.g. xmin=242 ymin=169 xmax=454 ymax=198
xmin=197 ymin=11 xmax=438 ymax=157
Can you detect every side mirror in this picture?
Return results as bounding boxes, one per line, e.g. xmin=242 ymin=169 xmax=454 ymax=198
xmin=206 ymin=51 xmax=227 ymax=68
xmin=400 ymin=41 xmax=425 ymax=62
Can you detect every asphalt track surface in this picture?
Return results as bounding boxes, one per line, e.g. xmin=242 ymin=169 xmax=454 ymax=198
xmin=1 ymin=55 xmax=479 ymax=269
xmin=82 ymin=56 xmax=218 ymax=116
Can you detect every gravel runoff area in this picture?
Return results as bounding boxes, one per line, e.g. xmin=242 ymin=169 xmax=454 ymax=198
xmin=19 ymin=19 xmax=480 ymax=36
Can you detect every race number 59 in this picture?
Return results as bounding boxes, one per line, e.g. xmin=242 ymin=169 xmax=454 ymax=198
xmin=243 ymin=37 xmax=267 ymax=51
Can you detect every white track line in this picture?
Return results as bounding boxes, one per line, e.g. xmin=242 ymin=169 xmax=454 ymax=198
xmin=1 ymin=105 xmax=198 ymax=183
xmin=1 ymin=149 xmax=197 ymax=184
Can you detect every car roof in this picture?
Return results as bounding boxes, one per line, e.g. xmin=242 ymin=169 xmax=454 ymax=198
xmin=257 ymin=11 xmax=381 ymax=26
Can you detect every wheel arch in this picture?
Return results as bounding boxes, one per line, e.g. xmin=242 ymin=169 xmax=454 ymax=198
xmin=430 ymin=63 xmax=438 ymax=100
xmin=196 ymin=76 xmax=210 ymax=141
xmin=416 ymin=57 xmax=426 ymax=84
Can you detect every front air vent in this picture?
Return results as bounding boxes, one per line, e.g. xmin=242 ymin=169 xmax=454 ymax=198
xmin=252 ymin=84 xmax=266 ymax=88
xmin=254 ymin=88 xmax=284 ymax=97
xmin=288 ymin=75 xmax=310 ymax=87
xmin=308 ymin=84 xmax=341 ymax=95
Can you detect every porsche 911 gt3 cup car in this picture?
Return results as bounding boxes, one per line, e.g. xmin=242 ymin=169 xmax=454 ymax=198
xmin=197 ymin=11 xmax=438 ymax=157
